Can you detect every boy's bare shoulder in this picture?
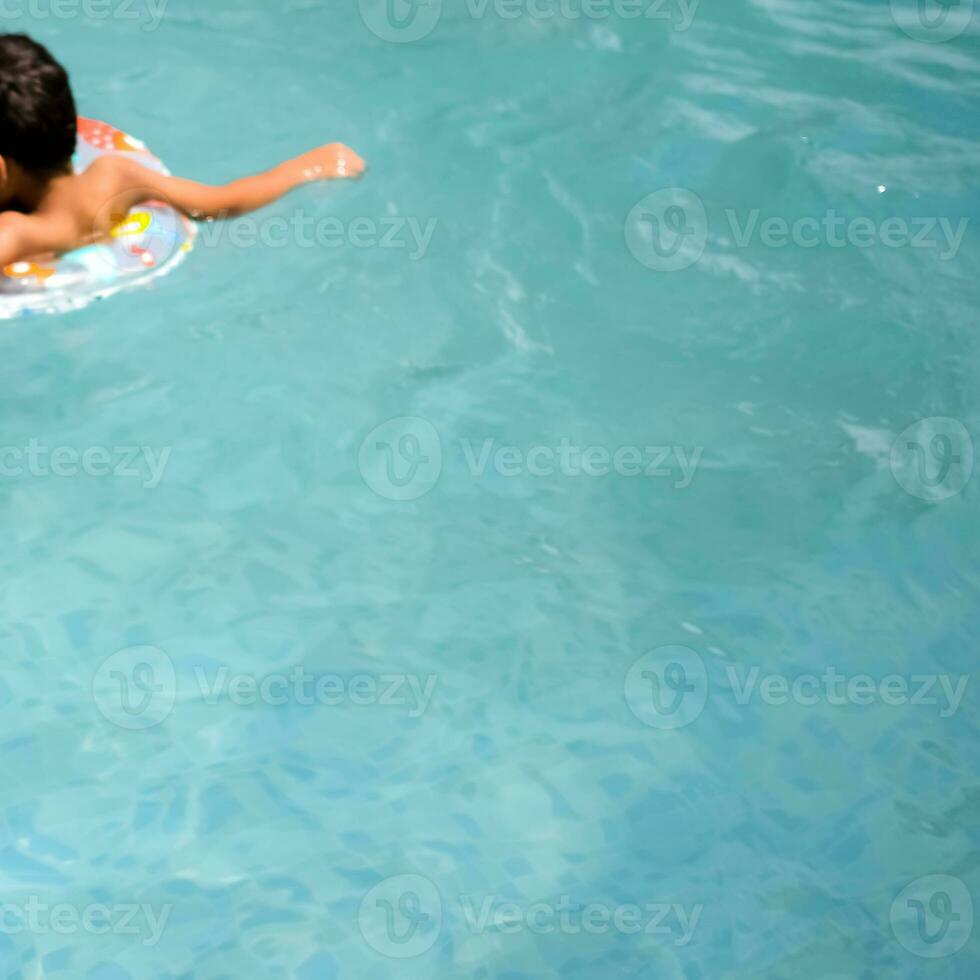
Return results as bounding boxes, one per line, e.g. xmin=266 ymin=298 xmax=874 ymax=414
xmin=55 ymin=155 xmax=150 ymax=201
xmin=39 ymin=155 xmax=150 ymax=237
xmin=73 ymin=154 xmax=145 ymax=194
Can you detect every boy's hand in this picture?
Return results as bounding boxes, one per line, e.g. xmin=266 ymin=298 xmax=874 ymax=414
xmin=299 ymin=143 xmax=366 ymax=181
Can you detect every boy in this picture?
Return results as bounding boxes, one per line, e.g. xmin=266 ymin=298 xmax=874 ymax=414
xmin=0 ymin=34 xmax=365 ymax=267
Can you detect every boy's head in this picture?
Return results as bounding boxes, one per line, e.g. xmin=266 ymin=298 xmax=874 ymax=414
xmin=0 ymin=34 xmax=76 ymax=176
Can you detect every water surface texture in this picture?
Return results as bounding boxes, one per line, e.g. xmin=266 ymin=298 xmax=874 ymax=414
xmin=1 ymin=1 xmax=978 ymax=977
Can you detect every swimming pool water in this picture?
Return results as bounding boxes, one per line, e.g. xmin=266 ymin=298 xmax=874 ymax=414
xmin=0 ymin=1 xmax=978 ymax=977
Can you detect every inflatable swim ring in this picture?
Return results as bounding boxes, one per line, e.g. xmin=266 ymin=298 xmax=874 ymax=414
xmin=0 ymin=118 xmax=197 ymax=319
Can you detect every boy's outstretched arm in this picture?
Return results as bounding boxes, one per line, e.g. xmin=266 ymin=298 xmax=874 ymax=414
xmin=118 ymin=142 xmax=366 ymax=220
xmin=0 ymin=142 xmax=366 ymax=268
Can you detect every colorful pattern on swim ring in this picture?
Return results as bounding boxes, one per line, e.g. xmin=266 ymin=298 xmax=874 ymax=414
xmin=0 ymin=118 xmax=197 ymax=319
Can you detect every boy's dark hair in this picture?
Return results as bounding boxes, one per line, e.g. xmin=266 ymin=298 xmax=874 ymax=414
xmin=0 ymin=34 xmax=76 ymax=174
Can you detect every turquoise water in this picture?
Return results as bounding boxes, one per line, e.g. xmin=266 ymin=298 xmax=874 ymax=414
xmin=1 ymin=0 xmax=979 ymax=977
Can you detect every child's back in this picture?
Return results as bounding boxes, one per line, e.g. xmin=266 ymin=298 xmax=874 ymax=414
xmin=0 ymin=33 xmax=365 ymax=268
